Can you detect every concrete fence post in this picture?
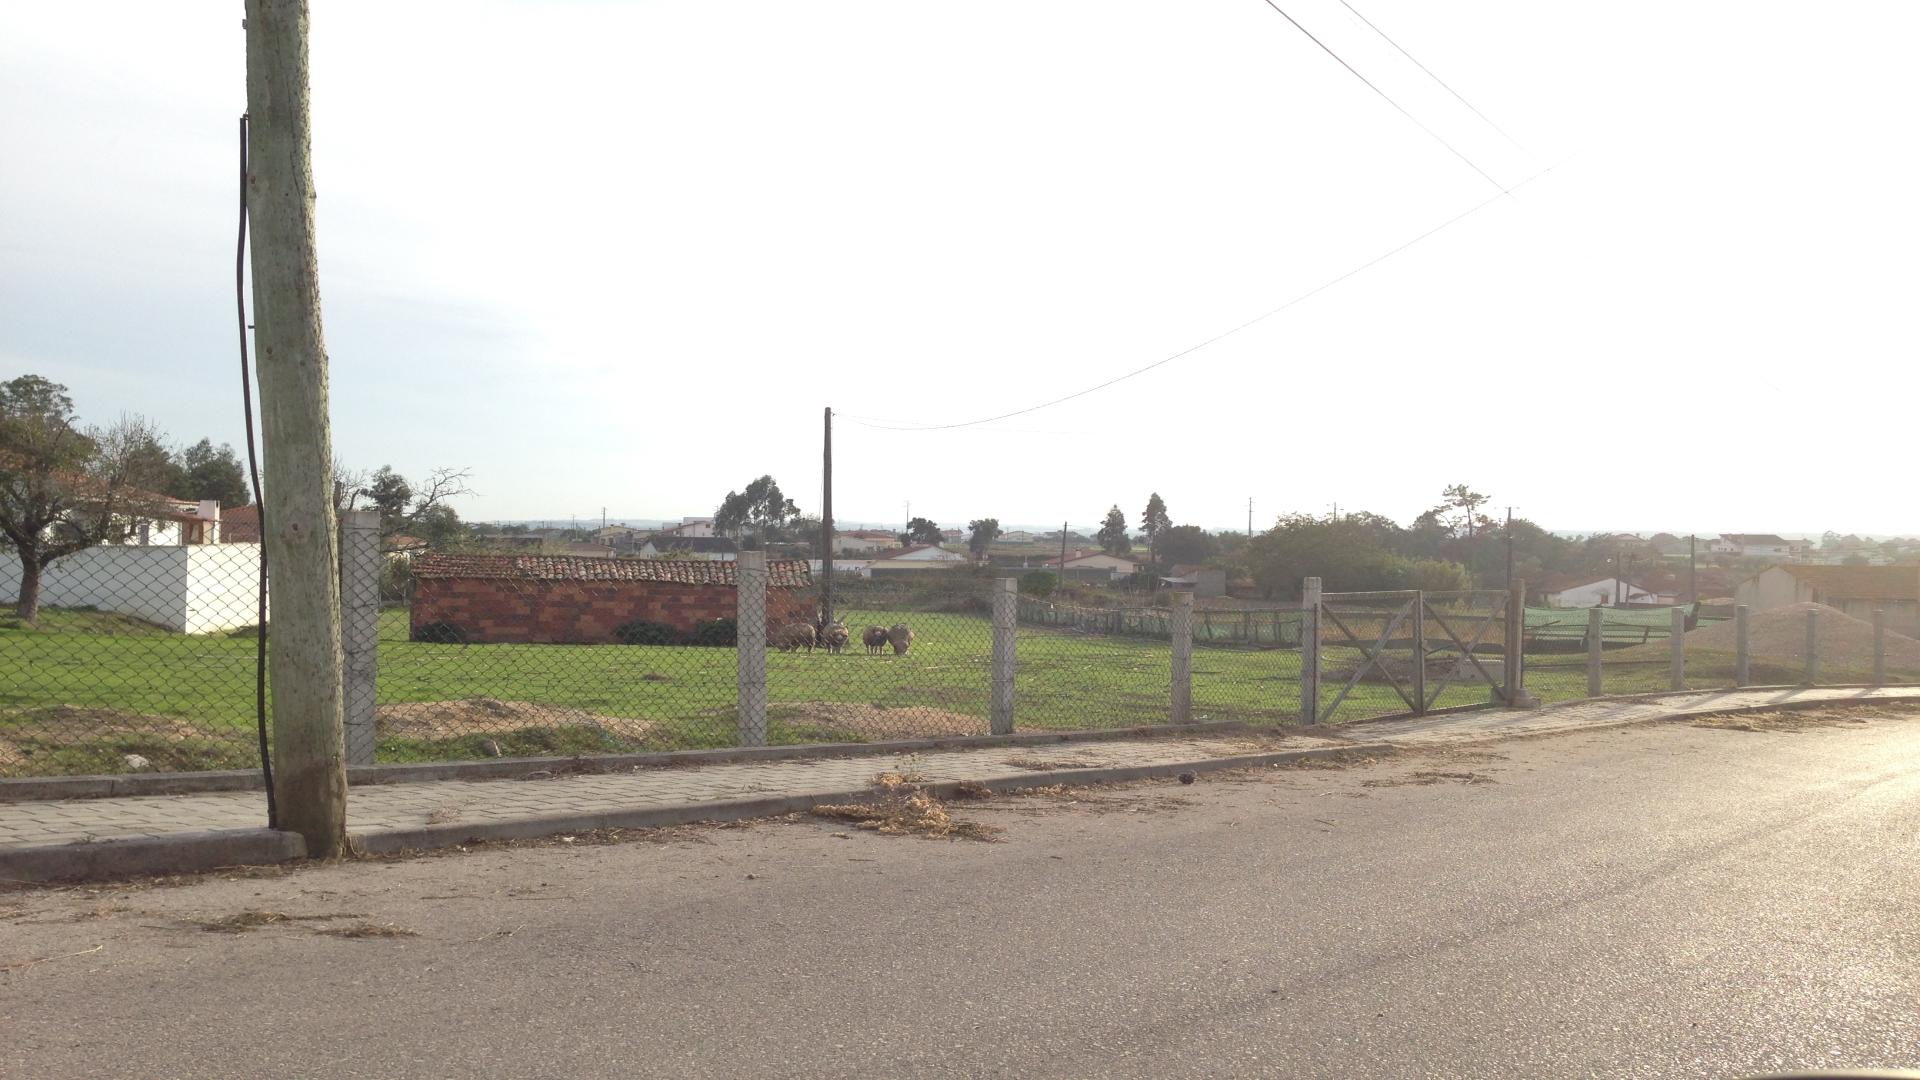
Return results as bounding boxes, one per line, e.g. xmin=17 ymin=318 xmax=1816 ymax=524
xmin=736 ymin=551 xmax=768 ymax=747
xmin=1300 ymin=577 xmax=1322 ymax=725
xmin=1803 ymin=608 xmax=1819 ymax=686
xmin=339 ymin=510 xmax=382 ymax=766
xmin=1505 ymin=582 xmax=1526 ymax=707
xmin=1411 ymin=591 xmax=1427 ymax=715
xmin=1170 ymin=590 xmax=1193 ymax=724
xmin=1669 ymin=606 xmax=1687 ymax=692
xmin=1734 ymin=604 xmax=1751 ymax=688
xmin=1873 ymin=609 xmax=1886 ymax=687
xmin=991 ymin=577 xmax=1017 ymax=735
xmin=1587 ymin=606 xmax=1604 ymax=698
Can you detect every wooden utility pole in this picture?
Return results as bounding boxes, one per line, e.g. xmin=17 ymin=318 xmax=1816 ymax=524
xmin=1060 ymin=520 xmax=1069 ymax=572
xmin=821 ymin=407 xmax=833 ymax=629
xmin=245 ymin=0 xmax=349 ymax=857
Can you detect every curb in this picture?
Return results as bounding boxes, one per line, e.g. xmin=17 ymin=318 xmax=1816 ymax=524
xmin=3 ymin=743 xmax=1389 ymax=882
xmin=1372 ymin=688 xmax=1920 ymax=746
xmin=0 ymin=828 xmax=306 ymax=885
xmin=1 ymin=719 xmax=1330 ymax=803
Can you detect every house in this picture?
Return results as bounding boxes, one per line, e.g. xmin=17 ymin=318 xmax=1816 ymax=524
xmin=1544 ymin=577 xmax=1674 ymax=608
xmin=1160 ymin=565 xmax=1227 ymax=598
xmin=664 ymin=517 xmax=715 ymax=539
xmin=409 ymin=553 xmax=813 ymax=644
xmin=634 ymin=536 xmax=739 ymax=561
xmin=1735 ymin=564 xmax=1920 ymax=637
xmin=829 ymin=529 xmax=897 ymax=555
xmin=808 ymin=559 xmax=872 ymax=580
xmin=218 ymin=503 xmax=260 ymax=543
xmin=1710 ymin=534 xmax=1800 ymax=560
xmin=867 ymin=545 xmax=969 ymax=574
xmin=1001 ymin=530 xmax=1036 ymax=542
xmin=1058 ymin=552 xmax=1138 ymax=583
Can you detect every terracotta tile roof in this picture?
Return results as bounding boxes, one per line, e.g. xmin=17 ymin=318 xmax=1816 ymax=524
xmin=1777 ymin=564 xmax=1920 ymax=601
xmin=412 ymin=553 xmax=813 ymax=588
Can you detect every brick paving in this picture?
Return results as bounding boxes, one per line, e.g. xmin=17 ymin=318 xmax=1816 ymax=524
xmin=5 ymin=686 xmax=1916 ymax=856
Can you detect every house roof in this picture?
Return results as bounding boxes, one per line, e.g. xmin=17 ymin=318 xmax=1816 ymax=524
xmin=219 ymin=503 xmax=261 ymax=542
xmin=1720 ymin=534 xmax=1792 ymax=546
xmin=384 ymin=533 xmax=429 ymax=553
xmin=641 ymin=535 xmax=739 ymax=554
xmin=1772 ymin=563 xmax=1920 ymax=601
xmin=412 ymin=553 xmax=812 ymax=588
xmin=870 ymin=544 xmax=964 ymax=562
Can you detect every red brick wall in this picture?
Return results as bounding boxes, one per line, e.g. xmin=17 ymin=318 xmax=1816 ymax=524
xmin=411 ymin=578 xmax=816 ymax=644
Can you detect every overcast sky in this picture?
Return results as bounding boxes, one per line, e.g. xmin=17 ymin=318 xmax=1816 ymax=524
xmin=3 ymin=2 xmax=1916 ymax=535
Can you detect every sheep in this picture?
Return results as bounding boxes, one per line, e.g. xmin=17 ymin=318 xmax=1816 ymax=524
xmin=861 ymin=625 xmax=889 ymax=655
xmin=821 ymin=619 xmax=850 ymax=654
xmin=772 ymin=622 xmax=816 ymax=652
xmin=887 ymin=623 xmax=914 ymax=656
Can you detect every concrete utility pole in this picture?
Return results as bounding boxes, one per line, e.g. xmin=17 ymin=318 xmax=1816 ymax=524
xmin=821 ymin=407 xmax=833 ymax=629
xmin=245 ymin=0 xmax=348 ymax=857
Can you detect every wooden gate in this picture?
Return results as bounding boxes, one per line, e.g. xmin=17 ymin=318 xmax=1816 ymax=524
xmin=1313 ymin=589 xmax=1511 ymax=724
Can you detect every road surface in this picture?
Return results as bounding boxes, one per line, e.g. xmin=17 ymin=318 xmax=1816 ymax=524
xmin=5 ymin=707 xmax=1917 ymax=1078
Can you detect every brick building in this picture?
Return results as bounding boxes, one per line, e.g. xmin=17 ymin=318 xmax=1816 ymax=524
xmin=409 ymin=554 xmax=814 ymax=644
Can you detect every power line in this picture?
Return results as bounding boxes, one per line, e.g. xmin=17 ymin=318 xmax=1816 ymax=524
xmin=840 ymin=161 xmax=1560 ymax=433
xmin=1332 ymin=0 xmax=1526 ymax=150
xmin=1253 ymin=0 xmax=1507 ymax=193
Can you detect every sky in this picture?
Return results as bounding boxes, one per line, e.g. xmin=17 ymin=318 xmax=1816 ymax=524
xmin=3 ymin=2 xmax=1917 ymax=536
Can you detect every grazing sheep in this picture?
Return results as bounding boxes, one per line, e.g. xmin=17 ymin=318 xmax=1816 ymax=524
xmin=773 ymin=622 xmax=816 ymax=652
xmin=821 ymin=619 xmax=850 ymax=654
xmin=887 ymin=623 xmax=914 ymax=656
xmin=861 ymin=625 xmax=889 ymax=655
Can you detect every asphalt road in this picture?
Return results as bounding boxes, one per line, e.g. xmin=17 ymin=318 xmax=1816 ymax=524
xmin=5 ymin=709 xmax=1918 ymax=1079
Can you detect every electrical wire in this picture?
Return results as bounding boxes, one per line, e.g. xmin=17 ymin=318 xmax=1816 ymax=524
xmin=1254 ymin=0 xmax=1507 ymax=193
xmin=1332 ymin=0 xmax=1525 ymax=150
xmin=839 ymin=161 xmax=1559 ymax=433
xmin=237 ymin=114 xmax=277 ymax=829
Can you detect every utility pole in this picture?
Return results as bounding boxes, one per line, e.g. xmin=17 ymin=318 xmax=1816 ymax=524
xmin=1247 ymin=497 xmax=1253 ymax=537
xmin=821 ymin=406 xmax=833 ymax=630
xmin=1688 ymin=534 xmax=1697 ymax=606
xmin=1060 ymin=520 xmax=1069 ymax=572
xmin=1504 ymin=506 xmax=1514 ymax=591
xmin=245 ymin=0 xmax=347 ymax=857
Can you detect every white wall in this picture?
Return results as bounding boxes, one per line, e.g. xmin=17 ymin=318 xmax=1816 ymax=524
xmin=0 ymin=544 xmax=263 ymax=633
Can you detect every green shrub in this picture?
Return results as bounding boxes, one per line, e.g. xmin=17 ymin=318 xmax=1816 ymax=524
xmin=412 ymin=620 xmax=469 ymax=644
xmin=1019 ymin=571 xmax=1058 ymax=598
xmin=614 ymin=619 xmax=685 ymax=645
xmin=690 ymin=617 xmax=737 ymax=646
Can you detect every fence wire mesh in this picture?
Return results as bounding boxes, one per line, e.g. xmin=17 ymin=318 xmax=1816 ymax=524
xmin=0 ymin=541 xmax=265 ymax=776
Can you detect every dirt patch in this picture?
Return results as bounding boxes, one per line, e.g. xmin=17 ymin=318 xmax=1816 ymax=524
xmin=185 ymin=909 xmax=367 ymax=934
xmin=1002 ymin=756 xmax=1106 ymax=771
xmin=0 ymin=708 xmax=233 ymax=774
xmin=811 ymin=789 xmax=1001 ymax=841
xmin=1363 ymin=769 xmax=1497 ymax=787
xmin=770 ymin=701 xmax=986 ymax=739
xmin=1690 ymin=703 xmax=1911 ymax=733
xmin=314 ymin=922 xmax=418 ymax=939
xmin=377 ymin=698 xmax=659 ymax=743
xmin=1677 ymin=602 xmax=1920 ymax=674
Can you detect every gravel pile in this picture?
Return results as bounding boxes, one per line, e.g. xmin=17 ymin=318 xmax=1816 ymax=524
xmin=1683 ymin=601 xmax=1920 ymax=673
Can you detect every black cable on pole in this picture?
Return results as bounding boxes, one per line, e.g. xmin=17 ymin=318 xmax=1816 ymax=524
xmin=1332 ymin=0 xmax=1525 ymax=151
xmin=238 ymin=114 xmax=278 ymax=829
xmin=1255 ymin=0 xmax=1507 ymax=193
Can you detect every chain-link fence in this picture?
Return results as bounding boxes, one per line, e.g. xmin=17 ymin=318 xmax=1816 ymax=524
xmin=0 ymin=540 xmax=266 ymax=776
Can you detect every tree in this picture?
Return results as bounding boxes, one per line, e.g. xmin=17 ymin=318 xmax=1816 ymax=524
xmin=1157 ymin=525 xmax=1216 ymax=568
xmin=1139 ymin=493 xmax=1171 ymax=567
xmin=1402 ymin=558 xmax=1473 ymax=592
xmin=1437 ymin=484 xmax=1492 ymax=540
xmin=352 ymin=465 xmax=473 ymax=545
xmin=900 ymin=516 xmax=943 ymax=546
xmin=715 ymin=474 xmax=801 ymax=542
xmin=0 ymin=378 xmax=176 ymax=621
xmin=967 ymin=517 xmax=1002 ymax=560
xmin=1239 ymin=512 xmax=1402 ymax=597
xmin=173 ymin=439 xmax=251 ymax=508
xmin=1097 ymin=505 xmax=1131 ymax=556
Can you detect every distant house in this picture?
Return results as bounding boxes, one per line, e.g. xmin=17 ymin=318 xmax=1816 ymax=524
xmin=409 ymin=553 xmax=813 ymax=644
xmin=1544 ymin=577 xmax=1673 ymax=608
xmin=635 ymin=536 xmax=739 ymax=561
xmin=1058 ymin=552 xmax=1139 ymax=583
xmin=1736 ymin=564 xmax=1920 ymax=637
xmin=1710 ymin=534 xmax=1800 ymax=560
xmin=591 ymin=525 xmax=645 ymax=543
xmin=1160 ymin=565 xmax=1227 ymax=598
xmin=664 ymin=517 xmax=715 ymax=539
xmin=808 ymin=559 xmax=872 ymax=579
xmin=868 ymin=545 xmax=969 ymax=574
xmin=1001 ymin=530 xmax=1036 ymax=542
xmin=829 ymin=529 xmax=897 ymax=555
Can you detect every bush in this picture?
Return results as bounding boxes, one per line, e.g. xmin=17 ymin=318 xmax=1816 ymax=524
xmin=412 ymin=621 xmax=469 ymax=644
xmin=614 ymin=619 xmax=684 ymax=645
xmin=1019 ymin=571 xmax=1058 ymax=598
xmin=689 ymin=617 xmax=737 ymax=646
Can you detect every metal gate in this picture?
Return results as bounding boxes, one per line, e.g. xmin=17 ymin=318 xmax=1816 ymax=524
xmin=1309 ymin=589 xmax=1514 ymax=724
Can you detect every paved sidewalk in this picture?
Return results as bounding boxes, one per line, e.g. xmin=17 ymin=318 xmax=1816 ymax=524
xmin=4 ymin=685 xmax=1916 ymax=882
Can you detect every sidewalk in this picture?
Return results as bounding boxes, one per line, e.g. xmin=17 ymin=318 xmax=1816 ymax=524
xmin=5 ymin=685 xmax=1916 ymax=883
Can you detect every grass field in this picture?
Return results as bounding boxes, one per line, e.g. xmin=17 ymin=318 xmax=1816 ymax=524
xmin=0 ymin=604 xmax=1599 ymax=777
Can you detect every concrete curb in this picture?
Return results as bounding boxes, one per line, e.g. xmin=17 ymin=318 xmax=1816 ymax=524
xmin=2 ymin=743 xmax=1390 ymax=881
xmin=1372 ymin=688 xmax=1920 ymax=747
xmin=0 ymin=828 xmax=306 ymax=885
xmin=2 ymin=719 xmax=1342 ymax=803
xmin=354 ymin=742 xmax=1394 ymax=855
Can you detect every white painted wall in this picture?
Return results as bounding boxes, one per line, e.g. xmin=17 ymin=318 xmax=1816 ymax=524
xmin=0 ymin=544 xmax=262 ymax=633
